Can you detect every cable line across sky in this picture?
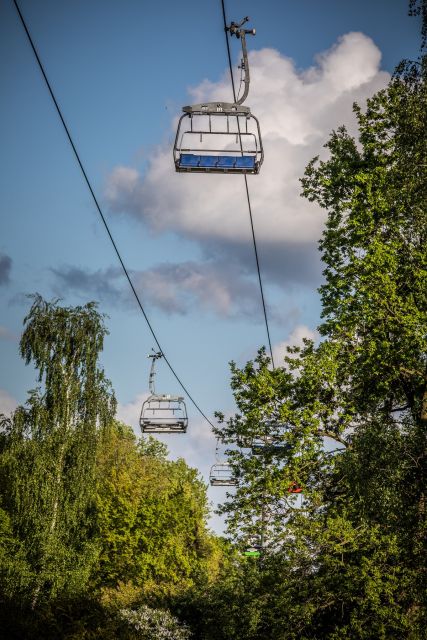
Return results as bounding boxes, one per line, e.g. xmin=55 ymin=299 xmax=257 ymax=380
xmin=12 ymin=0 xmax=276 ymax=432
xmin=12 ymin=0 xmax=216 ymax=430
xmin=220 ymin=0 xmax=275 ymax=368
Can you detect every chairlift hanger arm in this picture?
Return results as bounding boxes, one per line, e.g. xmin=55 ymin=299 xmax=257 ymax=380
xmin=148 ymin=350 xmax=162 ymax=395
xmin=225 ymin=16 xmax=256 ymax=106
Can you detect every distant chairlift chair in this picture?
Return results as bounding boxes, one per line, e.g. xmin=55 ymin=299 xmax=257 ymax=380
xmin=209 ymin=463 xmax=237 ymax=487
xmin=251 ymin=436 xmax=292 ymax=455
xmin=210 ymin=439 xmax=237 ymax=486
xmin=173 ymin=17 xmax=264 ymax=175
xmin=140 ymin=351 xmax=188 ymax=434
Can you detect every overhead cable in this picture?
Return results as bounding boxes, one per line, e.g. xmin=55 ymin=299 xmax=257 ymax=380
xmin=220 ymin=0 xmax=275 ymax=368
xmin=12 ymin=0 xmax=216 ymax=429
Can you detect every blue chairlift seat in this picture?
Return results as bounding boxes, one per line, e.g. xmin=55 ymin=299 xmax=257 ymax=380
xmin=217 ymin=156 xmax=236 ymax=169
xmin=178 ymin=152 xmax=258 ymax=173
xmin=179 ymin=154 xmax=200 ymax=168
xmin=235 ymin=156 xmax=255 ymax=169
xmin=199 ymin=155 xmax=218 ymax=168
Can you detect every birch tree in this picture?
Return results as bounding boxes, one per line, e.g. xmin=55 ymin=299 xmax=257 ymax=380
xmin=0 ymin=295 xmax=116 ymax=607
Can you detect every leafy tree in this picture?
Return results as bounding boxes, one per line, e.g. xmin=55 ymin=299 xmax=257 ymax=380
xmin=95 ymin=422 xmax=223 ymax=604
xmin=0 ymin=295 xmax=116 ymax=608
xmin=119 ymin=604 xmax=192 ymax=640
xmin=214 ymin=5 xmax=427 ymax=637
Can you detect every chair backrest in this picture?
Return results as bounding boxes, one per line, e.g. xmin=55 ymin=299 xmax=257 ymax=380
xmin=140 ymin=394 xmax=188 ymax=433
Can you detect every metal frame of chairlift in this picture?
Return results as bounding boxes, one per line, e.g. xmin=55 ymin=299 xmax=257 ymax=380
xmin=251 ymin=435 xmax=292 ymax=455
xmin=140 ymin=351 xmax=188 ymax=434
xmin=248 ymin=420 xmax=293 ymax=455
xmin=209 ymin=463 xmax=237 ymax=486
xmin=210 ymin=439 xmax=237 ymax=486
xmin=173 ymin=17 xmax=264 ymax=174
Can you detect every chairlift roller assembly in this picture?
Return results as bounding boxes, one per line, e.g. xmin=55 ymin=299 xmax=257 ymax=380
xmin=140 ymin=351 xmax=188 ymax=434
xmin=174 ymin=17 xmax=264 ymax=174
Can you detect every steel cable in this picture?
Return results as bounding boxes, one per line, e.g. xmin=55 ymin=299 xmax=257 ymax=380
xmin=220 ymin=0 xmax=275 ymax=368
xmin=12 ymin=0 xmax=216 ymax=429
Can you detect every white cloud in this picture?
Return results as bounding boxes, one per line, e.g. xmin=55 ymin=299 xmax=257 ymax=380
xmin=272 ymin=324 xmax=319 ymax=366
xmin=106 ymin=32 xmax=389 ymax=271
xmin=0 ymin=389 xmax=17 ymax=416
xmin=116 ymin=392 xmax=149 ymax=429
xmin=51 ymin=260 xmax=290 ymax=322
xmin=0 ymin=325 xmax=17 ymax=342
xmin=117 ymin=392 xmax=216 ymax=469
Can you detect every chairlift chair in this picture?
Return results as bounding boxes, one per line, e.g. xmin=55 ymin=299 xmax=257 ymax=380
xmin=210 ymin=439 xmax=237 ymax=486
xmin=288 ymin=482 xmax=302 ymax=494
xmin=243 ymin=540 xmax=262 ymax=557
xmin=209 ymin=463 xmax=237 ymax=487
xmin=140 ymin=351 xmax=188 ymax=434
xmin=173 ymin=17 xmax=264 ymax=175
xmin=251 ymin=436 xmax=292 ymax=455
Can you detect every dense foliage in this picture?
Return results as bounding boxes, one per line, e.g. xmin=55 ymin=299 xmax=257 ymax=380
xmin=207 ymin=12 xmax=426 ymax=638
xmin=0 ymin=299 xmax=222 ymax=638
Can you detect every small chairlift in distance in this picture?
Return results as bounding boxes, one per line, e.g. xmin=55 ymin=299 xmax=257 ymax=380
xmin=174 ymin=17 xmax=264 ymax=174
xmin=243 ymin=537 xmax=263 ymax=557
xmin=288 ymin=481 xmax=303 ymax=494
xmin=140 ymin=351 xmax=188 ymax=434
xmin=209 ymin=440 xmax=237 ymax=486
xmin=251 ymin=435 xmax=292 ymax=455
xmin=250 ymin=421 xmax=293 ymax=455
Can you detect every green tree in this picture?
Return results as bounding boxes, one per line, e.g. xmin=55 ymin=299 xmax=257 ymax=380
xmin=0 ymin=295 xmax=116 ymax=608
xmin=119 ymin=604 xmax=192 ymax=640
xmin=214 ymin=6 xmax=426 ymax=637
xmin=94 ymin=422 xmax=223 ymax=605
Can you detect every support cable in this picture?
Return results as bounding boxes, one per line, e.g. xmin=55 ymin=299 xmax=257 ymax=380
xmin=221 ymin=3 xmax=273 ymax=558
xmin=220 ymin=0 xmax=275 ymax=368
xmin=12 ymin=0 xmax=215 ymax=429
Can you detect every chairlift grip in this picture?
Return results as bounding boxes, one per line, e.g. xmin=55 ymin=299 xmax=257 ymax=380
xmin=226 ymin=17 xmax=256 ymax=106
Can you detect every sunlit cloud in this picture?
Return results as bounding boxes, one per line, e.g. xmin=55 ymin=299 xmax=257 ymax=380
xmin=106 ymin=33 xmax=389 ymax=287
xmin=50 ymin=261 xmax=290 ymax=323
xmin=0 ymin=388 xmax=17 ymax=416
xmin=272 ymin=324 xmax=319 ymax=366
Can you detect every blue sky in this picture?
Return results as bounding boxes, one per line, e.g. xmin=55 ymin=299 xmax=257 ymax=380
xmin=0 ymin=0 xmax=422 ymax=532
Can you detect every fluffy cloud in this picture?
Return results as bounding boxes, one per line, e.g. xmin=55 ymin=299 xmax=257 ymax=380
xmin=0 ymin=388 xmax=17 ymax=416
xmin=272 ymin=324 xmax=319 ymax=366
xmin=106 ymin=33 xmax=389 ymax=288
xmin=0 ymin=253 xmax=12 ymax=285
xmin=50 ymin=265 xmax=123 ymax=302
xmin=133 ymin=261 xmax=273 ymax=320
xmin=51 ymin=261 xmax=292 ymax=323
xmin=0 ymin=325 xmax=17 ymax=342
